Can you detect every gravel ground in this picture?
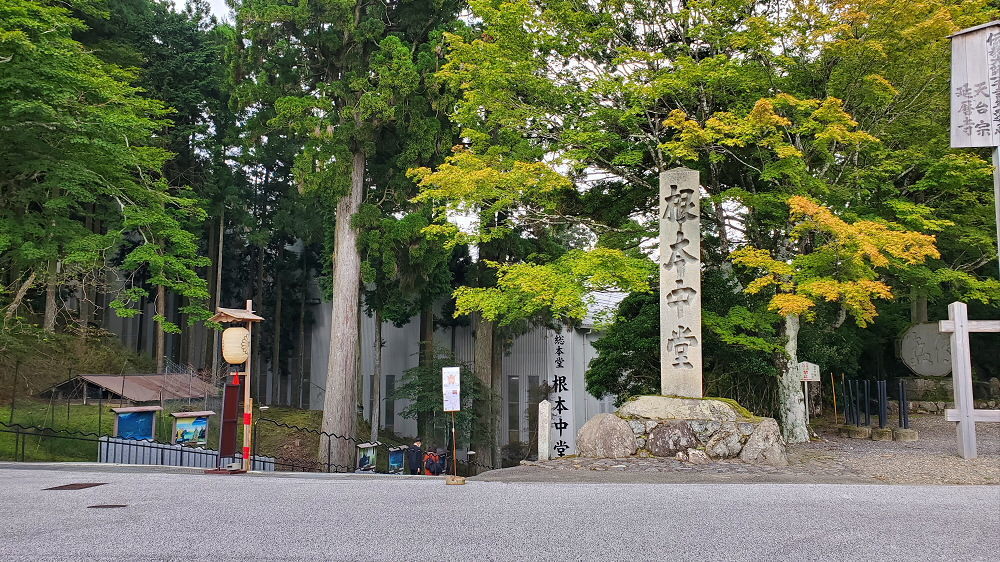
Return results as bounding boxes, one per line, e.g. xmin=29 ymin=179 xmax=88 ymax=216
xmin=475 ymin=414 xmax=1000 ymax=485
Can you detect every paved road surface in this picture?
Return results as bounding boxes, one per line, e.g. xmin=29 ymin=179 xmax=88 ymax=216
xmin=1 ymin=464 xmax=997 ymax=561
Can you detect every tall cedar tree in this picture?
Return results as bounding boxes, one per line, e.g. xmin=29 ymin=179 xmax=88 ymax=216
xmin=233 ymin=0 xmax=462 ymax=467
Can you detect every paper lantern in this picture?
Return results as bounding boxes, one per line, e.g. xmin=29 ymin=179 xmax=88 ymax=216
xmin=222 ymin=327 xmax=251 ymax=364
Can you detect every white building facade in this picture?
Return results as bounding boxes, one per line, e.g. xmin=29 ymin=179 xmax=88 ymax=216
xmin=308 ymin=302 xmax=616 ymax=459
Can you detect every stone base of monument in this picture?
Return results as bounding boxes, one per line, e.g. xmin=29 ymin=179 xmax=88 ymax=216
xmin=870 ymin=427 xmax=893 ymax=441
xmin=839 ymin=425 xmax=872 ymax=439
xmin=576 ymin=396 xmax=787 ymax=466
xmin=892 ymin=428 xmax=919 ymax=442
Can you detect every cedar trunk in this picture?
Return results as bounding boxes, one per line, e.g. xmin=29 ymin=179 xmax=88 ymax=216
xmin=417 ymin=306 xmax=434 ymax=437
xmin=491 ymin=327 xmax=503 ymax=465
xmin=369 ymin=309 xmax=383 ymax=443
xmin=271 ymin=272 xmax=283 ymax=405
xmin=210 ymin=210 xmax=224 ymax=377
xmin=472 ymin=313 xmax=495 ymax=471
xmin=43 ymin=260 xmax=57 ymax=332
xmin=319 ymin=150 xmax=365 ymax=470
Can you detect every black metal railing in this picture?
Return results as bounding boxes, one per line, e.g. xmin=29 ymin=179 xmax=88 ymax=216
xmin=250 ymin=417 xmax=499 ymax=475
xmin=1 ymin=417 xmax=500 ymax=476
xmin=0 ymin=420 xmax=271 ymax=469
xmin=252 ymin=417 xmax=369 ymax=473
xmin=840 ymin=378 xmax=909 ymax=429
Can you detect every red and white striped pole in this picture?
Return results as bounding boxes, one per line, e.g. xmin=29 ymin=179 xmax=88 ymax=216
xmin=242 ymin=299 xmax=253 ymax=471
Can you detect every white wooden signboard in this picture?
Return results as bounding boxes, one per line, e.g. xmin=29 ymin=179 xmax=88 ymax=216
xmin=950 ymin=21 xmax=1000 ymax=276
xmin=950 ymin=22 xmax=1000 ymax=148
xmin=442 ymin=367 xmax=461 ymax=412
xmin=799 ymin=361 xmax=821 ymax=383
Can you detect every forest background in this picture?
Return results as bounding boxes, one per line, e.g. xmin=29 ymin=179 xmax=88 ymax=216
xmin=1 ymin=0 xmax=999 ymax=468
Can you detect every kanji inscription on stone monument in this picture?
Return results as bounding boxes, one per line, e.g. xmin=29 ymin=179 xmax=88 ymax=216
xmin=659 ymin=168 xmax=702 ymax=398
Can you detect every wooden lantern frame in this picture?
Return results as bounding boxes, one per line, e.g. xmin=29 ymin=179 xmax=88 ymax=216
xmin=208 ymin=301 xmax=264 ymax=472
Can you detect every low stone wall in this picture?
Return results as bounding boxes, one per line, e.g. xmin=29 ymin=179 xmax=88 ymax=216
xmin=576 ymin=396 xmax=787 ymax=466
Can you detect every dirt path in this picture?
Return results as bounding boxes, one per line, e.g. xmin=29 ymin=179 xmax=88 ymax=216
xmin=474 ymin=414 xmax=1000 ymax=485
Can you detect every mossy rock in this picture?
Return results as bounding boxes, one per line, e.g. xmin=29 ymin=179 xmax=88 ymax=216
xmin=617 ymin=395 xmax=760 ymax=422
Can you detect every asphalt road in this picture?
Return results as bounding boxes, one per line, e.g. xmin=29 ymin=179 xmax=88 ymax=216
xmin=1 ymin=464 xmax=997 ymax=561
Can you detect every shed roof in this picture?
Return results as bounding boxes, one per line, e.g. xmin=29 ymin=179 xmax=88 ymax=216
xmin=52 ymin=374 xmax=218 ymax=402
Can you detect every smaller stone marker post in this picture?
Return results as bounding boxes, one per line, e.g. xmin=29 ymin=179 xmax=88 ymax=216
xmin=538 ymin=400 xmax=552 ymax=462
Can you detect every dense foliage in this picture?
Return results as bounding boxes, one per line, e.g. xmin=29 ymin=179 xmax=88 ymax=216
xmin=1 ymin=0 xmax=998 ymax=444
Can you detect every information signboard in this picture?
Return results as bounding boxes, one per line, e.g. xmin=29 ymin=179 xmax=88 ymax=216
xmin=950 ymin=22 xmax=1000 ymax=148
xmin=442 ymin=367 xmax=461 ymax=412
xmin=799 ymin=361 xmax=821 ymax=383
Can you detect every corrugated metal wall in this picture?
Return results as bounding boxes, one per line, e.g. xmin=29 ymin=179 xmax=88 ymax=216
xmin=309 ymin=300 xmax=616 ymax=457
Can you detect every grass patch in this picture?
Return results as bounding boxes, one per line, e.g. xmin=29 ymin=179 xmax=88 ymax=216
xmin=0 ymin=327 xmax=153 ymax=404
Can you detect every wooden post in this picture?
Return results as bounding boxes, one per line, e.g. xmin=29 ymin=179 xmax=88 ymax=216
xmin=451 ymin=411 xmax=458 ymax=477
xmin=939 ymin=302 xmax=1000 ymax=459
xmin=831 ymin=373 xmax=838 ymax=425
xmin=243 ymin=299 xmax=253 ymax=471
xmin=948 ymin=301 xmax=975 ymax=459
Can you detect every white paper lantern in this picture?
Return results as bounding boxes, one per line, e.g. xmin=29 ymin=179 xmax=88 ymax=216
xmin=222 ymin=327 xmax=251 ymax=364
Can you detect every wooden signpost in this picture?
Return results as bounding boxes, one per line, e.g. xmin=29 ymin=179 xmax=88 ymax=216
xmin=944 ymin=22 xmax=1000 ymax=460
xmin=442 ymin=367 xmax=464 ymax=484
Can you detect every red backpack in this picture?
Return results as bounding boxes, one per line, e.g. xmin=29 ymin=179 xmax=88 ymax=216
xmin=423 ymin=451 xmax=441 ymax=475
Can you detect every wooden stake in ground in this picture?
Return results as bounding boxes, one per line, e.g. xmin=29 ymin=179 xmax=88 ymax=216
xmin=451 ymin=411 xmax=458 ymax=477
xmin=831 ymin=373 xmax=839 ymax=425
xmin=242 ymin=300 xmax=253 ymax=471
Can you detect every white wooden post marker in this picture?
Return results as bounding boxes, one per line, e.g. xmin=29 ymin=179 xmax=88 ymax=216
xmin=938 ymin=302 xmax=1000 ymax=459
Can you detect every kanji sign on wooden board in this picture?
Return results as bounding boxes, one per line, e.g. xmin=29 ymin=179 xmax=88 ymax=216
xmin=950 ymin=22 xmax=1000 ymax=148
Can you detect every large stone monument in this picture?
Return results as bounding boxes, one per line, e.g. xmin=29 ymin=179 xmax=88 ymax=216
xmin=900 ymin=323 xmax=952 ymax=377
xmin=659 ymin=168 xmax=702 ymax=398
xmin=569 ymin=167 xmax=787 ymax=466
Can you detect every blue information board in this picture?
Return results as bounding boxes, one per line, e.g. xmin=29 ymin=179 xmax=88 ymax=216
xmin=116 ymin=411 xmax=156 ymax=440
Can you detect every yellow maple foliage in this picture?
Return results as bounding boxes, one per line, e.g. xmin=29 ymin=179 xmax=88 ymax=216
xmin=733 ymin=196 xmax=939 ymax=327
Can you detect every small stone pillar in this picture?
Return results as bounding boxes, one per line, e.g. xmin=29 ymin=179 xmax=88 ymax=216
xmin=538 ymin=400 xmax=552 ymax=461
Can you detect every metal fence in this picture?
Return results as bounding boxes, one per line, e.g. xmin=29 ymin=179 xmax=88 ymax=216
xmin=2 ymin=417 xmax=497 ymax=476
xmin=99 ymin=436 xmax=274 ymax=470
xmin=0 ymin=420 xmax=273 ymax=470
xmin=250 ymin=417 xmax=498 ymax=476
xmin=252 ymin=417 xmax=367 ymax=473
